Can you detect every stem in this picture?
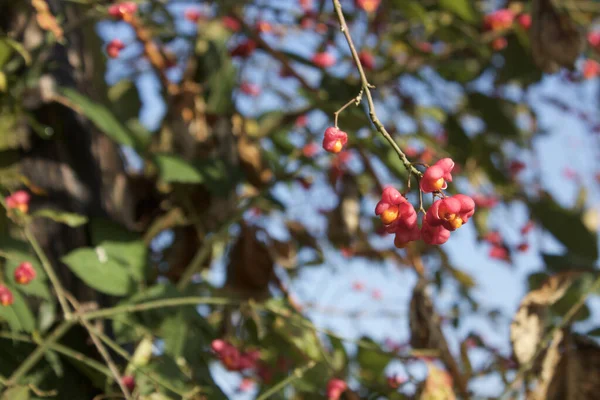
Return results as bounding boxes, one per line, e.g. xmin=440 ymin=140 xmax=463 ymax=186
xmin=82 ymin=297 xmax=238 ymax=320
xmin=85 ymin=325 xmax=189 ymax=397
xmin=331 ymin=0 xmax=421 ymax=178
xmin=256 ymin=361 xmax=317 ymax=400
xmin=0 ymin=331 xmax=112 ymax=378
xmin=67 ymin=296 xmax=132 ymax=400
xmin=333 ymin=93 xmax=362 ymax=128
xmin=7 ymin=321 xmax=74 ymax=385
xmin=176 ymin=198 xmax=256 ymax=290
xmin=24 ymin=226 xmax=72 ymax=319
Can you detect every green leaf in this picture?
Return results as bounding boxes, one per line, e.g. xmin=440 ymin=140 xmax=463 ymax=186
xmin=1 ymin=385 xmax=29 ymax=400
xmin=439 ymin=0 xmax=478 ymax=23
xmin=542 ymin=253 xmax=597 ymax=272
xmin=89 ymin=219 xmax=147 ymax=283
xmin=328 ymin=336 xmax=348 ymax=374
xmin=587 ymin=327 xmax=600 ymax=337
xmin=496 ymin=33 xmax=541 ymax=86
xmin=32 ymin=209 xmax=88 ymax=227
xmin=0 ymin=289 xmax=36 ymax=332
xmin=154 ymin=154 xmax=204 ymax=184
xmin=0 ymin=39 xmax=13 ymax=69
xmin=468 ymin=93 xmax=518 ymax=138
xmin=392 ymin=1 xmax=428 ymax=21
xmin=435 ymin=59 xmax=482 ymax=83
xmin=108 ymin=80 xmax=142 ymax=123
xmin=60 ymin=88 xmax=136 ymax=147
xmin=61 ymin=248 xmax=132 ymax=296
xmin=532 ymin=196 xmax=598 ymax=260
xmin=356 ymin=337 xmax=392 ymax=382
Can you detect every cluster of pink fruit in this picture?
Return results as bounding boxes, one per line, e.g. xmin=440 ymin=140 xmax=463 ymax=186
xmin=211 ymin=339 xmax=261 ymax=372
xmin=375 ymin=158 xmax=475 ymax=248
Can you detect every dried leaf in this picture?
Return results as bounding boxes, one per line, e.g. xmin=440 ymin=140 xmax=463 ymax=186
xmin=419 ymin=363 xmax=456 ymax=400
xmin=527 ymin=330 xmax=563 ymax=400
xmin=237 ymin=135 xmax=272 ymax=187
xmin=546 ymin=334 xmax=600 ymax=400
xmin=530 ymin=0 xmax=583 ymax=73
xmin=268 ymin=238 xmax=297 ymax=269
xmin=226 ymin=223 xmax=274 ymax=300
xmin=327 ymin=175 xmax=359 ymax=247
xmin=510 ymin=272 xmax=579 ymax=365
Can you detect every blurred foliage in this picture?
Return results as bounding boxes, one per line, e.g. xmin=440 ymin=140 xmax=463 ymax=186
xmin=0 ymin=0 xmax=599 ymax=399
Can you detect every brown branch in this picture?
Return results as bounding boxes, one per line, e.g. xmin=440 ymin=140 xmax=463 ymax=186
xmin=331 ymin=0 xmax=421 ymax=178
xmin=236 ymin=15 xmax=316 ymax=93
xmin=67 ymin=295 xmax=132 ymax=400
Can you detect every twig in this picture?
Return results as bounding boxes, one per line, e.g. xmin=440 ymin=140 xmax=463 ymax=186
xmin=82 ymin=296 xmax=238 ymax=320
xmin=24 ymin=226 xmax=72 ymax=319
xmin=236 ymin=16 xmax=316 ymax=93
xmin=0 ymin=331 xmax=112 ymax=378
xmin=356 ymin=147 xmax=385 ymax=193
xmin=331 ymin=0 xmax=421 ymax=178
xmin=67 ymin=296 xmax=133 ymax=400
xmin=333 ymin=91 xmax=363 ymax=128
xmin=256 ymin=361 xmax=317 ymax=400
xmin=176 ymin=197 xmax=257 ymax=290
xmin=84 ymin=325 xmax=190 ymax=397
xmin=7 ymin=321 xmax=74 ymax=385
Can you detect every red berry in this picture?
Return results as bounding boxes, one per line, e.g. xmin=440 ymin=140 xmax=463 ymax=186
xmin=108 ymin=2 xmax=137 ymax=20
xmin=352 ymin=281 xmax=365 ymax=291
xmin=230 ymin=40 xmax=257 ymax=58
xmin=588 ymin=31 xmax=600 ymax=49
xmin=483 ymin=9 xmax=515 ymax=31
xmin=240 ymin=82 xmax=261 ymax=97
xmin=483 ymin=231 xmax=502 ymax=246
xmin=312 ymin=52 xmax=335 ymax=68
xmin=492 ymin=37 xmax=508 ymax=51
xmin=0 ymin=285 xmax=13 ymax=306
xmin=359 ymin=50 xmax=375 ymax=70
xmin=184 ymin=9 xmax=202 ymax=23
xmin=326 ymin=379 xmax=347 ymax=400
xmin=302 ymin=142 xmax=318 ymax=158
xmin=14 ymin=262 xmax=36 ymax=285
xmin=517 ymin=13 xmax=531 ymax=30
xmin=489 ymin=246 xmax=509 ymax=261
xmin=355 ymin=0 xmax=381 ymax=13
xmin=420 ymin=158 xmax=454 ymax=193
xmin=583 ymin=59 xmax=600 ymax=79
xmin=5 ymin=190 xmax=30 ymax=213
xmin=121 ymin=375 xmax=135 ymax=392
xmin=222 ymin=16 xmax=241 ymax=32
xmin=322 ymin=127 xmax=348 ymax=153
xmin=517 ymin=242 xmax=529 ymax=252
xmin=106 ymin=39 xmax=125 ymax=58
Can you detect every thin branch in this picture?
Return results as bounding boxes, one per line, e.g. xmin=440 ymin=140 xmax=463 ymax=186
xmin=82 ymin=297 xmax=239 ymax=320
xmin=256 ymin=361 xmax=317 ymax=400
xmin=7 ymin=321 xmax=74 ymax=385
xmin=176 ymin=197 xmax=257 ymax=290
xmin=334 ymin=91 xmax=363 ymax=128
xmin=67 ymin=296 xmax=133 ymax=400
xmin=24 ymin=225 xmax=72 ymax=319
xmin=84 ymin=325 xmax=191 ymax=397
xmin=0 ymin=331 xmax=112 ymax=378
xmin=331 ymin=0 xmax=421 ymax=178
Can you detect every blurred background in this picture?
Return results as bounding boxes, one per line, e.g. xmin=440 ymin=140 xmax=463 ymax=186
xmin=0 ymin=0 xmax=599 ymax=399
